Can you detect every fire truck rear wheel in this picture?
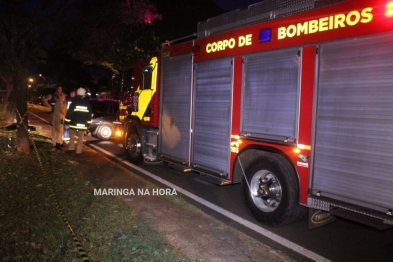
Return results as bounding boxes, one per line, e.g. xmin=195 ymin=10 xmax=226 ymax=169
xmin=241 ymin=153 xmax=306 ymax=227
xmin=125 ymin=127 xmax=142 ymax=164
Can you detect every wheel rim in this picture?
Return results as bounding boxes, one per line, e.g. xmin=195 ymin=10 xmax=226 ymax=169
xmin=125 ymin=133 xmax=141 ymax=158
xmin=249 ymin=170 xmax=282 ymax=212
xmin=99 ymin=126 xmax=112 ymax=139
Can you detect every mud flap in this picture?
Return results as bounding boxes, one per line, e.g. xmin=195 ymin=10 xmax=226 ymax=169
xmin=308 ymin=208 xmax=336 ymax=230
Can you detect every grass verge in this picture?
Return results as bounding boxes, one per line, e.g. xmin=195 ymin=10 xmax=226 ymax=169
xmin=0 ymin=108 xmax=187 ymax=261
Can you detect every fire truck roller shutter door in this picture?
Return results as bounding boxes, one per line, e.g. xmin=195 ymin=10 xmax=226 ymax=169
xmin=312 ymin=33 xmax=393 ymax=212
xmin=241 ymin=153 xmax=306 ymax=227
xmin=159 ymin=54 xmax=193 ymax=163
xmin=242 ymin=48 xmax=299 ymax=141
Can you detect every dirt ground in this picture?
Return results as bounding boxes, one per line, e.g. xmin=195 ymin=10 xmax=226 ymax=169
xmin=77 ymin=146 xmax=297 ymax=262
xmin=119 ymin=192 xmax=296 ymax=262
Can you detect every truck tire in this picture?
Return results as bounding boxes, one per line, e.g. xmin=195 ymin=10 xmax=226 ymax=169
xmin=96 ymin=124 xmax=113 ymax=140
xmin=241 ymin=153 xmax=306 ymax=227
xmin=124 ymin=126 xmax=143 ymax=164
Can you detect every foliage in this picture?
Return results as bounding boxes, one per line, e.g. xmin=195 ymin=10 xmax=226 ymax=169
xmin=36 ymin=48 xmax=92 ymax=93
xmin=0 ymin=0 xmax=78 ymax=152
xmin=153 ymin=0 xmax=224 ymax=41
xmin=121 ymin=0 xmax=162 ymax=25
xmin=57 ymin=0 xmax=162 ymax=73
xmin=0 ymin=0 xmax=161 ymax=152
xmin=53 ymin=0 xmax=224 ymax=75
xmin=0 ymin=0 xmax=223 ymax=152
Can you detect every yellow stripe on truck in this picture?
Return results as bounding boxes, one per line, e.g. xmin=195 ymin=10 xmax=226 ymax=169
xmin=131 ymin=57 xmax=158 ymax=120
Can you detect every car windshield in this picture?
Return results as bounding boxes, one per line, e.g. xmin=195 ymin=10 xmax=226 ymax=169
xmin=89 ymin=99 xmax=119 ymax=114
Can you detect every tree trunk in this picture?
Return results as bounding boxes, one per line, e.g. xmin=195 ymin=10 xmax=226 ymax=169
xmin=13 ymin=73 xmax=30 ymax=153
xmin=1 ymin=76 xmax=15 ymax=123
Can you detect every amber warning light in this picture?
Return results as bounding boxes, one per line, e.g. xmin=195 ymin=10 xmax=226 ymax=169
xmin=386 ymin=1 xmax=393 ymax=17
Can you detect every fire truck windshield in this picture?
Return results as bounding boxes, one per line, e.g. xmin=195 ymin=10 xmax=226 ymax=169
xmin=141 ymin=66 xmax=153 ymax=90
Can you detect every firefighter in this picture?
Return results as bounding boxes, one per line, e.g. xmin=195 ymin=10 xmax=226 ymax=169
xmin=65 ymin=87 xmax=92 ymax=155
xmin=63 ymin=89 xmax=76 ymax=143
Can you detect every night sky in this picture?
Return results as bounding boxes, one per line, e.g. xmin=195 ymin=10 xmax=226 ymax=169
xmin=213 ymin=0 xmax=262 ymax=11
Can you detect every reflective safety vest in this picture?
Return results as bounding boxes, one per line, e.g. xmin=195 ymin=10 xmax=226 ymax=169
xmin=66 ymin=96 xmax=75 ymax=110
xmin=65 ymin=97 xmax=92 ymax=131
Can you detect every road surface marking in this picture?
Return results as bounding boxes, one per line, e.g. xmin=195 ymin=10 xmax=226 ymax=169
xmin=28 ymin=111 xmax=50 ymax=124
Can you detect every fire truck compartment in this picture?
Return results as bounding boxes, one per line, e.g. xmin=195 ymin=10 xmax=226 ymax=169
xmin=311 ymin=32 xmax=393 ymax=215
xmin=192 ymin=58 xmax=233 ymax=177
xmin=241 ymin=48 xmax=299 ymax=141
xmin=159 ymin=54 xmax=193 ymax=165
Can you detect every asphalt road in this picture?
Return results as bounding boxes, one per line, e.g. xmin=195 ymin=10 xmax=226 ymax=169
xmin=28 ymin=103 xmax=393 ymax=262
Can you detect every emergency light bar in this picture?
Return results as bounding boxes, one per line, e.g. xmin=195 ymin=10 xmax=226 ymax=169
xmin=259 ymin=28 xmax=271 ymax=42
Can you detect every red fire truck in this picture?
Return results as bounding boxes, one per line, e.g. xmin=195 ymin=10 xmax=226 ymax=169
xmin=118 ymin=0 xmax=393 ymax=229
